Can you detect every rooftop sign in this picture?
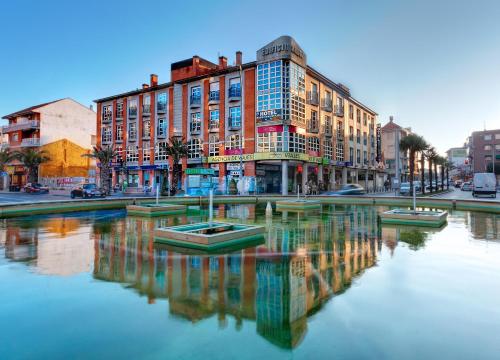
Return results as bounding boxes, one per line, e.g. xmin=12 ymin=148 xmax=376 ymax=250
xmin=256 ymin=36 xmax=307 ymax=67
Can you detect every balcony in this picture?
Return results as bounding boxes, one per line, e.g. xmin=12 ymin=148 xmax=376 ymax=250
xmin=2 ymin=120 xmax=40 ymax=133
xmin=228 ymin=117 xmax=241 ymax=130
xmin=102 ymin=113 xmax=113 ymax=124
xmin=321 ymin=98 xmax=333 ymax=112
xmin=128 ymin=109 xmax=137 ymax=118
xmin=157 ymin=102 xmax=167 ymax=113
xmin=115 ymin=108 xmax=123 ymax=119
xmin=190 ymin=95 xmax=201 ymax=108
xmin=334 ymin=105 xmax=344 ymax=117
xmin=209 ymin=91 xmax=220 ymax=104
xmin=306 ymin=91 xmax=319 ymax=106
xmin=142 ymin=105 xmax=151 ymax=116
xmin=20 ymin=138 xmax=40 ymax=147
xmin=209 ymin=121 xmax=220 ymax=132
xmin=307 ymin=119 xmax=319 ymax=134
xmin=228 ymin=86 xmax=241 ymax=101
xmin=323 ymin=125 xmax=333 ymax=136
xmin=337 ymin=130 xmax=345 ymax=141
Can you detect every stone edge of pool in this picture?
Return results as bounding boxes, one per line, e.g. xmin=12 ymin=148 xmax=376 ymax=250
xmin=0 ymin=196 xmax=498 ymax=218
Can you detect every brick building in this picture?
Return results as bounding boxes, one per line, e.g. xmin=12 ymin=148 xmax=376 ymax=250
xmin=94 ymin=36 xmax=382 ymax=195
xmin=467 ymin=129 xmax=500 ymax=177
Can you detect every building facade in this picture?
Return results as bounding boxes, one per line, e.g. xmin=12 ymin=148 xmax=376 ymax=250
xmin=1 ymin=98 xmax=96 ymax=188
xmin=467 ymin=129 xmax=500 ymax=177
xmin=94 ymin=36 xmax=382 ymax=195
xmin=445 ymin=146 xmax=468 ymax=179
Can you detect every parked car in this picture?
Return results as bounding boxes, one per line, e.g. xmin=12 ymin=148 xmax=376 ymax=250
xmin=461 ymin=181 xmax=473 ymax=191
xmin=472 ymin=173 xmax=497 ymax=198
xmin=23 ymin=183 xmax=49 ymax=194
xmin=399 ymin=181 xmax=422 ymax=195
xmin=454 ymin=180 xmax=463 ymax=188
xmin=326 ymin=184 xmax=366 ymax=196
xmin=70 ymin=183 xmax=105 ymax=199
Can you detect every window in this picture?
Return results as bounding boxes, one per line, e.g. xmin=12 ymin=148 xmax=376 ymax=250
xmin=357 ymin=149 xmax=361 ymax=164
xmin=257 ymin=132 xmax=283 ymax=152
xmin=349 ymin=147 xmax=354 ymax=163
xmin=323 ymin=139 xmax=333 ymax=159
xmin=126 ymin=145 xmax=139 ymax=162
xmin=209 ymin=134 xmax=219 ymax=156
xmin=349 ymin=126 xmax=354 ymax=141
xmin=128 ymin=99 xmax=137 ymax=117
xmin=495 ymin=133 xmax=500 ymax=140
xmin=143 ymin=141 xmax=150 ymax=162
xmin=155 ymin=141 xmax=168 ymax=161
xmin=229 ymin=78 xmax=241 ymax=97
xmin=363 ymin=132 xmax=367 ymax=145
xmin=101 ymin=126 xmax=112 ymax=143
xmin=356 ymin=109 xmax=361 ymax=122
xmin=116 ymin=124 xmax=123 ymax=141
xmin=114 ymin=145 xmax=123 ymax=162
xmin=188 ymin=138 xmax=202 ymax=158
xmin=209 ymin=110 xmax=219 ymax=130
xmin=128 ymin=122 xmax=137 ymax=141
xmin=190 ymin=112 xmax=201 ymax=133
xmin=209 ymin=82 xmax=220 ymax=101
xmin=496 ymin=144 xmax=500 ymax=150
xmin=191 ymin=86 xmax=201 ymax=104
xmin=324 ymin=115 xmax=332 ymax=127
xmin=143 ymin=94 xmax=151 ymax=114
xmin=102 ymin=105 xmax=112 ymax=123
xmin=349 ymin=105 xmax=354 ymax=119
xmin=484 ymin=145 xmax=492 ymax=151
xmin=357 ymin=130 xmax=361 ymax=144
xmin=157 ymin=117 xmax=167 ymax=138
xmin=157 ymin=93 xmax=167 ymax=111
xmin=257 ymin=61 xmax=283 ymax=112
xmin=370 ymin=135 xmax=375 ymax=148
xmin=229 ymin=107 xmax=241 ymax=128
xmin=116 ymin=102 xmax=123 ymax=118
xmin=225 ymin=134 xmax=241 ymax=150
xmin=336 ymin=142 xmax=344 ymax=161
xmin=143 ymin=119 xmax=151 ymax=138
xmin=484 ymin=134 xmax=492 ymax=141
xmin=309 ymin=110 xmax=318 ymax=130
xmin=289 ymin=132 xmax=306 ymax=153
xmin=363 ymin=150 xmax=368 ymax=165
xmin=308 ymin=136 xmax=320 ymax=154
xmin=289 ymin=62 xmax=306 ymax=124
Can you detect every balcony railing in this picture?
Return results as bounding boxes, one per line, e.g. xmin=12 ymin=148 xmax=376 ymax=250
xmin=323 ymin=125 xmax=333 ymax=136
xmin=307 ymin=119 xmax=319 ymax=134
xmin=142 ymin=105 xmax=151 ymax=115
xmin=209 ymin=121 xmax=220 ymax=132
xmin=190 ymin=95 xmax=201 ymax=107
xmin=228 ymin=117 xmax=241 ymax=130
xmin=190 ymin=122 xmax=201 ymax=134
xmin=228 ymin=86 xmax=241 ymax=101
xmin=334 ymin=105 xmax=344 ymax=117
xmin=321 ymin=98 xmax=333 ymax=112
xmin=20 ymin=138 xmax=40 ymax=147
xmin=307 ymin=91 xmax=319 ymax=105
xmin=157 ymin=102 xmax=167 ymax=113
xmin=115 ymin=108 xmax=123 ymax=119
xmin=128 ymin=109 xmax=137 ymax=118
xmin=102 ymin=112 xmax=113 ymax=124
xmin=337 ymin=130 xmax=345 ymax=141
xmin=209 ymin=91 xmax=220 ymax=103
xmin=2 ymin=120 xmax=39 ymax=133
xmin=156 ymin=129 xmax=167 ymax=139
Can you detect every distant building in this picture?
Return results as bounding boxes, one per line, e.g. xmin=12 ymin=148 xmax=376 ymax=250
xmin=1 ymin=98 xmax=96 ymax=189
xmin=445 ymin=146 xmax=468 ymax=179
xmin=380 ymin=116 xmax=419 ymax=182
xmin=467 ymin=129 xmax=500 ymax=178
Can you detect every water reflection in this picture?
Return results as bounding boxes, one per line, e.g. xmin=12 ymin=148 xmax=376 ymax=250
xmin=0 ymin=206 xmax=498 ymax=350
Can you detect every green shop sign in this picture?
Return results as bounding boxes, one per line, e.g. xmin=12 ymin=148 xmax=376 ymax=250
xmin=185 ymin=168 xmax=215 ymax=175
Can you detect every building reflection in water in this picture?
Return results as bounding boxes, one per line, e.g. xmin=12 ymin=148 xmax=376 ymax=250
xmin=1 ymin=206 xmax=496 ymax=349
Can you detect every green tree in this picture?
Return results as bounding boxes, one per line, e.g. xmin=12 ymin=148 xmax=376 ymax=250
xmin=0 ymin=148 xmax=15 ymax=190
xmin=83 ymin=146 xmax=116 ymax=195
xmin=426 ymin=147 xmax=438 ymax=193
xmin=400 ymin=134 xmax=428 ymax=195
xmin=165 ymin=137 xmax=189 ymax=195
xmin=14 ymin=148 xmax=50 ymax=184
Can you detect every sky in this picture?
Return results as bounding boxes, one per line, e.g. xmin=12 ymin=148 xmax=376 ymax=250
xmin=1 ymin=0 xmax=499 ymax=154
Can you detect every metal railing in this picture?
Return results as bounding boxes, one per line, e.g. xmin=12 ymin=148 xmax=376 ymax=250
xmin=2 ymin=120 xmax=40 ymax=133
xmin=307 ymin=91 xmax=319 ymax=105
xmin=190 ymin=96 xmax=201 ymax=106
xmin=307 ymin=119 xmax=319 ymax=133
xmin=321 ymin=98 xmax=333 ymax=112
xmin=20 ymin=137 xmax=41 ymax=147
xmin=228 ymin=86 xmax=241 ymax=99
xmin=157 ymin=103 xmax=167 ymax=113
xmin=228 ymin=117 xmax=241 ymax=129
xmin=209 ymin=91 xmax=220 ymax=102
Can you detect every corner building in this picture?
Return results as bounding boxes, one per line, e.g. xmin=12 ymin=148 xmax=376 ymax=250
xmin=95 ymin=36 xmax=382 ymax=195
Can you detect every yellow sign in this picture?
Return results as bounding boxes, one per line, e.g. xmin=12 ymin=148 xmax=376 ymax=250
xmin=206 ymin=152 xmax=325 ymax=164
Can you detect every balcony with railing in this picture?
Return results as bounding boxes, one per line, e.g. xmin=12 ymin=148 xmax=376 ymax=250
xmin=2 ymin=120 xmax=40 ymax=133
xmin=337 ymin=130 xmax=345 ymax=141
xmin=142 ymin=105 xmax=151 ymax=116
xmin=209 ymin=91 xmax=220 ymax=104
xmin=306 ymin=91 xmax=319 ymax=106
xmin=334 ymin=105 xmax=344 ymax=117
xmin=157 ymin=102 xmax=167 ymax=113
xmin=228 ymin=86 xmax=241 ymax=101
xmin=228 ymin=117 xmax=241 ymax=130
xmin=190 ymin=95 xmax=201 ymax=107
xmin=209 ymin=121 xmax=220 ymax=132
xmin=323 ymin=125 xmax=333 ymax=136
xmin=321 ymin=98 xmax=333 ymax=112
xmin=20 ymin=137 xmax=40 ymax=147
xmin=307 ymin=119 xmax=319 ymax=134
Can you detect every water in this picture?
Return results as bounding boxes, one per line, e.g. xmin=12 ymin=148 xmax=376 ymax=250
xmin=0 ymin=205 xmax=499 ymax=359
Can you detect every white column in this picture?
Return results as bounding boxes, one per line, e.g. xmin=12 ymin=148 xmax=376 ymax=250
xmin=282 ymin=160 xmax=289 ymax=195
xmin=342 ymin=167 xmax=348 ymax=185
xmin=302 ymin=163 xmax=308 ymax=194
xmin=330 ymin=166 xmax=336 ymax=190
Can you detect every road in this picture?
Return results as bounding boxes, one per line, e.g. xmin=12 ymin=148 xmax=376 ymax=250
xmin=430 ymin=187 xmax=499 ymax=202
xmin=0 ymin=191 xmax=155 ymax=204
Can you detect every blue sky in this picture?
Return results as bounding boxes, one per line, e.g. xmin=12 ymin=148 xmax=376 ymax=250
xmin=1 ymin=0 xmax=499 ymax=153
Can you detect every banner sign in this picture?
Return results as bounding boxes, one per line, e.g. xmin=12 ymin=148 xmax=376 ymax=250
xmin=206 ymin=152 xmax=324 ymax=164
xmin=257 ymin=124 xmax=284 ymax=133
xmin=256 ymin=109 xmax=282 ymax=122
xmin=225 ymin=148 xmax=243 ymax=155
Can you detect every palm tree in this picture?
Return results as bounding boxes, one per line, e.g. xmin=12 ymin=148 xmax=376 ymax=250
xmin=443 ymin=160 xmax=454 ymax=190
xmin=426 ymin=147 xmax=438 ymax=193
xmin=400 ymin=134 xmax=428 ymax=195
xmin=420 ymin=148 xmax=428 ymax=195
xmin=14 ymin=148 xmax=50 ymax=184
xmin=83 ymin=146 xmax=116 ymax=195
xmin=0 ymin=148 xmax=14 ymax=190
xmin=165 ymin=137 xmax=189 ymax=195
xmin=436 ymin=156 xmax=445 ymax=191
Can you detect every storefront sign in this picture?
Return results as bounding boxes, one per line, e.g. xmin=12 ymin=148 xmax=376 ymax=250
xmin=256 ymin=109 xmax=282 ymax=122
xmin=229 ymin=170 xmax=242 ymax=177
xmin=185 ymin=168 xmax=215 ymax=175
xmin=207 ymin=152 xmax=329 ymax=164
xmin=257 ymin=124 xmax=284 ymax=133
xmin=226 ymin=163 xmax=242 ymax=171
xmin=206 ymin=154 xmax=254 ymax=163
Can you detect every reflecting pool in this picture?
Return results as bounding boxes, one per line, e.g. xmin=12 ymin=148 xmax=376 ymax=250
xmin=1 ymin=205 xmax=500 ymax=359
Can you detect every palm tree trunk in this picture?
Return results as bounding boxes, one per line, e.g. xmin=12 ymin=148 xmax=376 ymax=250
xmin=446 ymin=168 xmax=449 ymax=190
xmin=409 ymin=151 xmax=415 ymax=195
xmin=421 ymin=153 xmax=426 ymax=195
xmin=441 ymin=166 xmax=444 ymax=191
xmin=428 ymin=159 xmax=433 ymax=193
xmin=434 ymin=163 xmax=438 ymax=192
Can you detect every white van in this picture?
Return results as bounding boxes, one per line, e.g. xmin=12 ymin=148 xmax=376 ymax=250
xmin=472 ymin=173 xmax=497 ymax=198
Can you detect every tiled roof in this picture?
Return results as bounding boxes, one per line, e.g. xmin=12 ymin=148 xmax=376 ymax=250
xmin=381 ymin=121 xmax=402 ymax=131
xmin=2 ymin=99 xmax=65 ymax=119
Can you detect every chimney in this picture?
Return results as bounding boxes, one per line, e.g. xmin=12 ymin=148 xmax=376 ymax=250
xmin=89 ymin=104 xmax=93 ymax=111
xmin=150 ymin=74 xmax=158 ymax=87
xmin=142 ymin=83 xmax=149 ymax=89
xmin=389 ymin=116 xmax=394 ymax=122
xmin=235 ymin=51 xmax=242 ymax=66
xmin=218 ymin=56 xmax=227 ymax=69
